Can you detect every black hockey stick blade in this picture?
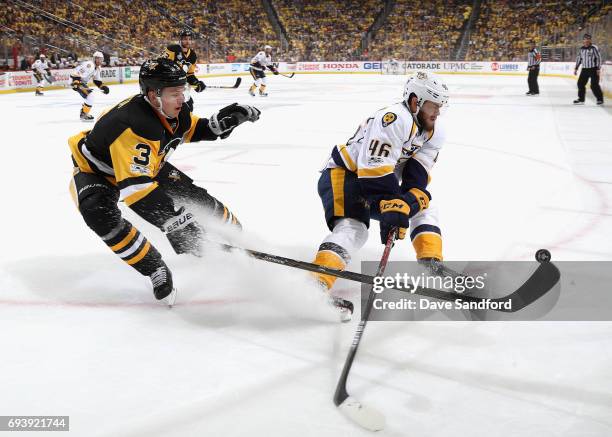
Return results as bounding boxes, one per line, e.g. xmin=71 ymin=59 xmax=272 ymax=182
xmin=279 ymin=72 xmax=295 ymax=78
xmin=393 ymin=260 xmax=561 ymax=313
xmin=206 ymin=77 xmax=242 ymax=89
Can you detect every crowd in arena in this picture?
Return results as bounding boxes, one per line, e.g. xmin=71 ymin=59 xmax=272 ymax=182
xmin=466 ymin=0 xmax=604 ymax=61
xmin=1 ymin=0 xmax=276 ymax=69
xmin=366 ymin=0 xmax=472 ymax=61
xmin=271 ymin=0 xmax=380 ymax=61
xmin=0 ymin=0 xmax=608 ymax=70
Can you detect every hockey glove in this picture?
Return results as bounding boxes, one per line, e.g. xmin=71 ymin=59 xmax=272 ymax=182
xmin=163 ymin=207 xmax=204 ymax=256
xmin=194 ymin=80 xmax=206 ymax=92
xmin=99 ymin=85 xmax=110 ymax=94
xmin=379 ymin=198 xmax=409 ymax=244
xmin=209 ymin=103 xmax=261 ymax=139
xmin=72 ymin=81 xmax=92 ymax=98
xmin=378 ymin=188 xmax=431 ymax=244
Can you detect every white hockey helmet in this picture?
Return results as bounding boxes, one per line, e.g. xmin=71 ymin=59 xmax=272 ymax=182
xmin=39 ymin=54 xmax=46 ymax=59
xmin=93 ymin=51 xmax=104 ymax=59
xmin=264 ymin=45 xmax=272 ymax=50
xmin=403 ymin=71 xmax=449 ymax=114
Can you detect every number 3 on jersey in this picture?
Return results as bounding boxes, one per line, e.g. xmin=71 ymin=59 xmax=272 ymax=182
xmin=134 ymin=143 xmax=151 ymax=166
xmin=368 ymin=139 xmax=391 ymax=157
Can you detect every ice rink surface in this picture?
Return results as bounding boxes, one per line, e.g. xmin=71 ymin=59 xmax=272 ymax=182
xmin=1 ymin=73 xmax=611 ymax=436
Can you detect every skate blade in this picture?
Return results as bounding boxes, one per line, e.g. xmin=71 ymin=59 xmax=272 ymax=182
xmin=338 ymin=307 xmax=352 ymax=323
xmin=161 ymin=288 xmax=177 ymax=308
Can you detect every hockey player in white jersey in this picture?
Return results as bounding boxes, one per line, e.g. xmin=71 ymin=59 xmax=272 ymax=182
xmin=248 ymin=45 xmax=278 ymax=97
xmin=311 ymin=71 xmax=449 ymax=319
xmin=70 ymin=51 xmax=110 ymax=121
xmin=31 ymin=54 xmax=53 ymax=96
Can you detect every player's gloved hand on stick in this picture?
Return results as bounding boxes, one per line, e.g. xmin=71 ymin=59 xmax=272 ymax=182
xmin=71 ymin=79 xmax=81 ymax=90
xmin=194 ymin=80 xmax=206 ymax=92
xmin=99 ymin=85 xmax=110 ymax=94
xmin=209 ymin=103 xmax=261 ymax=139
xmin=379 ymin=198 xmax=409 ymax=244
xmin=378 ymin=187 xmax=431 ymax=244
xmin=163 ymin=207 xmax=204 ymax=256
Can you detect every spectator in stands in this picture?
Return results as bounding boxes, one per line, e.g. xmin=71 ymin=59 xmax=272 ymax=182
xmin=20 ymin=55 xmax=33 ymax=70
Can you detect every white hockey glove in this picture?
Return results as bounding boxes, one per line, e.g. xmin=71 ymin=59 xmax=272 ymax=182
xmin=209 ymin=103 xmax=261 ymax=138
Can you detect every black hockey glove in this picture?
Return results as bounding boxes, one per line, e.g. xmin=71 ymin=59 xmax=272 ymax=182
xmin=379 ymin=198 xmax=409 ymax=244
xmin=163 ymin=207 xmax=204 ymax=256
xmin=378 ymin=188 xmax=431 ymax=244
xmin=194 ymin=80 xmax=206 ymax=92
xmin=100 ymin=85 xmax=110 ymax=94
xmin=208 ymin=103 xmax=261 ymax=139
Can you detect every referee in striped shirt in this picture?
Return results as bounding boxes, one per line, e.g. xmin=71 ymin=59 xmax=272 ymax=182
xmin=573 ymin=33 xmax=604 ymax=105
xmin=526 ymin=41 xmax=541 ymax=96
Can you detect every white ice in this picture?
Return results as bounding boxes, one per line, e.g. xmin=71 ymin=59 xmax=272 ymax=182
xmin=0 ymin=73 xmax=611 ymax=437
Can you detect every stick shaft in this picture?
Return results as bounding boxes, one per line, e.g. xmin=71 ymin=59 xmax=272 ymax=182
xmin=333 ymin=229 xmax=397 ymax=405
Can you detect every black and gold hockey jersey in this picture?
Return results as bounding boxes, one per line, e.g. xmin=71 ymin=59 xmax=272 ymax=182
xmin=165 ymin=45 xmax=199 ymax=86
xmin=68 ymin=95 xmax=217 ymax=207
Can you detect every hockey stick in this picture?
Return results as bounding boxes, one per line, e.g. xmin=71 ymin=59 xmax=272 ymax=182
xmin=205 ymin=77 xmax=242 ymax=89
xmin=333 ymin=228 xmax=396 ymax=431
xmin=207 ymin=240 xmax=560 ymax=313
xmin=277 ymin=72 xmax=295 ymax=78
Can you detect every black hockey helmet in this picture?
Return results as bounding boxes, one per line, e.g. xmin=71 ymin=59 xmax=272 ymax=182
xmin=139 ymin=58 xmax=187 ymax=95
xmin=179 ymin=29 xmax=194 ymax=39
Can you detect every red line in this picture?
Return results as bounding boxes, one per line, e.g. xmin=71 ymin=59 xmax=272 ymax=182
xmin=0 ymin=297 xmax=248 ymax=309
xmin=452 ymin=142 xmax=610 ymax=259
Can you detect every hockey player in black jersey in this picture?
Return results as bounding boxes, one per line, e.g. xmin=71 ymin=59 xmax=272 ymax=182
xmin=165 ymin=29 xmax=205 ymax=110
xmin=67 ymin=58 xmax=261 ymax=304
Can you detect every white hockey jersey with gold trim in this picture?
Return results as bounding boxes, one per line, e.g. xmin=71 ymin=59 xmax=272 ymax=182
xmin=324 ymin=101 xmax=444 ymax=195
xmin=71 ymin=61 xmax=101 ymax=84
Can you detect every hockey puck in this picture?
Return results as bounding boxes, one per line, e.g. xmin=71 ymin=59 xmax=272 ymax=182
xmin=535 ymin=249 xmax=551 ymax=263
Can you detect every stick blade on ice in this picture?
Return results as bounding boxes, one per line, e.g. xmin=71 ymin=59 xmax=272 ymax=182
xmin=338 ymin=396 xmax=385 ymax=431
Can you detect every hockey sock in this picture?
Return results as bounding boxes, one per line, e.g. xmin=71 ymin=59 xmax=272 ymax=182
xmin=411 ymin=228 xmax=443 ymax=260
xmin=312 ymin=242 xmax=349 ymax=289
xmin=103 ymin=220 xmax=164 ymax=276
xmin=218 ymin=205 xmax=241 ymax=228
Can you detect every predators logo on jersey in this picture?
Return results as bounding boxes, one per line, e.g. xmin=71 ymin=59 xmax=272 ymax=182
xmin=382 ymin=112 xmax=397 ymax=127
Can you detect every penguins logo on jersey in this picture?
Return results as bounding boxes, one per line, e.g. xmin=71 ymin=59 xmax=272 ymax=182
xmin=417 ymin=71 xmax=428 ymax=80
xmin=382 ymin=112 xmax=397 ymax=127
xmin=159 ymin=137 xmax=182 ymax=156
xmin=169 ymin=169 xmax=181 ymax=181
